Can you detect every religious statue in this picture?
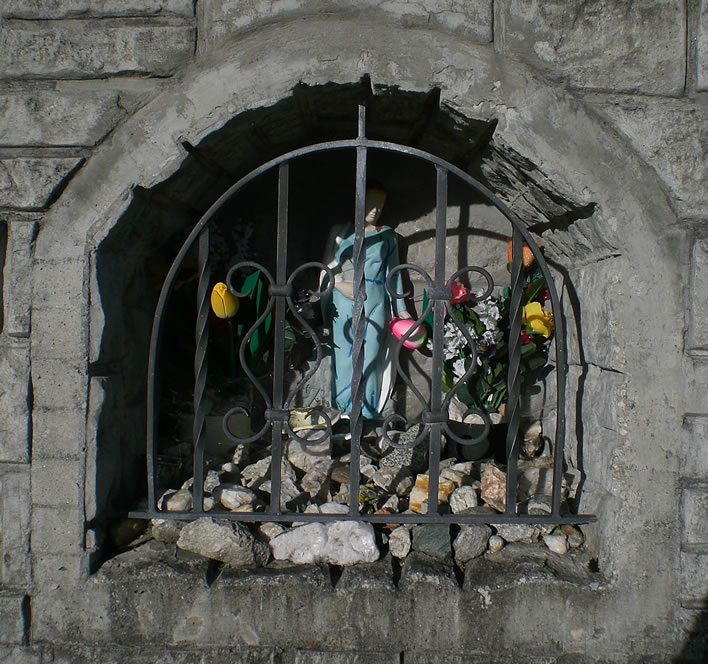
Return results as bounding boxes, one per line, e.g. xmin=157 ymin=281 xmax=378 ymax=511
xmin=321 ymin=184 xmax=410 ymax=420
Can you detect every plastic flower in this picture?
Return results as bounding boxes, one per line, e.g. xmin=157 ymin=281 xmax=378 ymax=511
xmin=210 ymin=282 xmax=239 ymax=319
xmin=522 ymin=301 xmax=554 ymax=338
xmin=450 ymin=280 xmax=469 ymax=304
xmin=507 ymin=238 xmax=536 ymax=268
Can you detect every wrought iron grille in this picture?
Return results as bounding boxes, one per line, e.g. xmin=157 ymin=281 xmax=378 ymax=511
xmin=131 ymin=105 xmax=595 ymax=527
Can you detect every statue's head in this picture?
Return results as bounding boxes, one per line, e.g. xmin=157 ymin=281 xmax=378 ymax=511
xmin=365 ymin=181 xmax=386 ymax=225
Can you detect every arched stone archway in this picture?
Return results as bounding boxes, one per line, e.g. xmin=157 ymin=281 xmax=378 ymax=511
xmin=30 ymin=15 xmax=685 ymax=658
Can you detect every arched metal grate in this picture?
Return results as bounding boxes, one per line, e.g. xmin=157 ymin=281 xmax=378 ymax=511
xmin=131 ymin=105 xmax=595 ymax=527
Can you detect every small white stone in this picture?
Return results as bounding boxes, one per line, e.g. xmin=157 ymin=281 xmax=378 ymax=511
xmin=450 ymin=461 xmax=474 ymax=475
xmin=258 ymin=522 xmax=285 ymax=541
xmin=158 ymin=488 xmax=193 ymax=512
xmin=389 ymin=526 xmax=411 ymax=559
xmin=304 ymin=501 xmax=349 ymax=515
xmin=270 ymin=520 xmax=379 ymax=566
xmin=231 ymin=444 xmax=247 ymax=465
xmin=370 ymin=466 xmax=404 ymax=491
xmin=440 ymin=467 xmax=466 ymax=487
xmin=381 ymin=494 xmax=399 ymax=512
xmin=203 ymin=469 xmax=222 ymax=494
xmin=488 ymin=534 xmax=504 ymax=553
xmin=449 ymin=485 xmax=479 ymax=514
xmin=301 ymin=459 xmax=333 ymax=496
xmin=543 ymin=533 xmax=569 ymax=555
xmin=203 ymin=496 xmax=216 ymax=511
xmin=214 ymin=484 xmax=256 ymax=511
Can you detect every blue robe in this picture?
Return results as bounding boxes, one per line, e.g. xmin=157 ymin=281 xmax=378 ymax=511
xmin=329 ymin=225 xmax=404 ymax=420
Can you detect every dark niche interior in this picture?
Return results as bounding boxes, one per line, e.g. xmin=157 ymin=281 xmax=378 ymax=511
xmin=91 ymin=79 xmax=599 ymax=570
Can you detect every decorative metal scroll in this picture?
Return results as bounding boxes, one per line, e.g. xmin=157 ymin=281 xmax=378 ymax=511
xmin=134 ymin=105 xmax=596 ymax=527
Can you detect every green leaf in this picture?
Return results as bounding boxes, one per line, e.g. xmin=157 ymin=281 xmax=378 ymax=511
xmin=522 ymin=277 xmax=546 ymax=305
xmin=520 ymin=342 xmax=537 ymax=357
xmin=526 ymin=356 xmax=547 ymax=371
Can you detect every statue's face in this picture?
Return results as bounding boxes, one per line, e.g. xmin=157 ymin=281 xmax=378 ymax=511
xmin=364 ymin=189 xmax=386 ymax=225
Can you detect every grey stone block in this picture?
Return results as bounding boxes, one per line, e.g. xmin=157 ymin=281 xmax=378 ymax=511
xmin=0 ymin=18 xmax=195 ymax=79
xmin=32 ymin=407 xmax=85 ymax=459
xmin=686 ymin=358 xmax=708 ymax=415
xmin=0 ymin=466 xmax=31 ymax=587
xmin=31 ymin=457 xmax=83 ymax=508
xmin=681 ymin=486 xmax=708 ymax=546
xmin=681 ymin=416 xmax=708 ymax=480
xmin=0 ymin=90 xmax=128 ymax=147
xmin=31 ymin=358 xmax=88 ymax=411
xmin=198 ymin=0 xmax=492 ymax=54
xmin=31 ymin=257 xmax=87 ymax=310
xmin=3 ymin=220 xmax=37 ymax=337
xmin=588 ymin=98 xmax=708 ymax=217
xmin=0 ymin=593 xmax=28 ymax=645
xmin=0 ymin=338 xmax=31 ymax=463
xmin=31 ymin=553 xmax=85 ymax=587
xmin=0 ymin=646 xmax=40 ymax=664
xmin=1 ymin=0 xmax=194 ymax=19
xmin=293 ymin=650 xmax=400 ymax=664
xmin=680 ymin=550 xmax=708 ymax=608
xmin=30 ymin=303 xmax=88 ymax=360
xmin=30 ymin=506 xmax=84 ymax=556
xmin=495 ymin=0 xmax=686 ymax=95
xmin=698 ymin=0 xmax=708 ymax=91
xmin=0 ymin=158 xmax=82 ymax=210
xmin=688 ymin=240 xmax=708 ymax=351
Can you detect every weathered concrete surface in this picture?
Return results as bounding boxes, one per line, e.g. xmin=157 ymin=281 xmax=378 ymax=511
xmin=698 ymin=0 xmax=708 ymax=91
xmin=2 ymin=220 xmax=37 ymax=337
xmin=0 ymin=1 xmax=194 ymax=19
xmin=682 ymin=415 xmax=708 ymax=478
xmin=0 ymin=593 xmax=28 ymax=645
xmin=0 ymin=157 xmax=81 ymax=209
xmin=495 ymin=0 xmax=686 ymax=95
xmin=687 ymin=240 xmax=708 ymax=351
xmin=197 ymin=0 xmax=493 ymax=55
xmin=588 ymin=96 xmax=708 ymax=217
xmin=0 ymin=466 xmax=31 ymax=586
xmin=0 ymin=88 xmax=136 ymax=147
xmin=0 ymin=18 xmax=195 ymax=79
xmin=0 ymin=338 xmax=31 ymax=463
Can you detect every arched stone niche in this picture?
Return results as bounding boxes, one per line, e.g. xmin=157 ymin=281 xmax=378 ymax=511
xmin=31 ymin=16 xmax=685 ymax=657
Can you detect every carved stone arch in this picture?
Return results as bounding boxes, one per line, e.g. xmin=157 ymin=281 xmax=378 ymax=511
xmin=32 ymin=19 xmax=682 ymax=638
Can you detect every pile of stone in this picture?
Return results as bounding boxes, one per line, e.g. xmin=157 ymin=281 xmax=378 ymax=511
xmin=146 ymin=417 xmax=585 ymax=571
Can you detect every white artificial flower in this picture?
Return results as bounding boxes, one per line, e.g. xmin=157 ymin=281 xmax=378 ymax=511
xmin=452 ymin=357 xmax=467 ymax=380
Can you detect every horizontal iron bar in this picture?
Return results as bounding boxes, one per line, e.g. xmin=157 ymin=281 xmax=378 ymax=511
xmin=129 ymin=510 xmax=596 ymax=525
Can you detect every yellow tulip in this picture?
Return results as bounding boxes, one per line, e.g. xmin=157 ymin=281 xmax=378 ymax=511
xmin=210 ymin=282 xmax=239 ymax=319
xmin=522 ymin=301 xmax=554 ymax=338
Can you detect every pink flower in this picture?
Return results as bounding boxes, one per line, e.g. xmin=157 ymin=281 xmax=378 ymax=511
xmin=450 ymin=280 xmax=469 ymax=304
xmin=521 ymin=330 xmax=533 ymax=344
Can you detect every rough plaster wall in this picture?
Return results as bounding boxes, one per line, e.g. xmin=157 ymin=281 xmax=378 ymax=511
xmin=0 ymin=1 xmax=706 ymax=662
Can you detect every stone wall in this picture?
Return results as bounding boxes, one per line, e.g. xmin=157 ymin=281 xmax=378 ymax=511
xmin=0 ymin=1 xmax=706 ymax=662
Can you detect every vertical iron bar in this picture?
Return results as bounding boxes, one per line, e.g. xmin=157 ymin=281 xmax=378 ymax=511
xmin=505 ymin=228 xmax=523 ymax=515
xmin=348 ymin=104 xmax=367 ymax=516
xmin=269 ymin=162 xmax=289 ymax=514
xmin=427 ymin=166 xmax=448 ymax=515
xmin=550 ymin=276 xmax=567 ymax=515
xmin=192 ymin=226 xmax=210 ymax=514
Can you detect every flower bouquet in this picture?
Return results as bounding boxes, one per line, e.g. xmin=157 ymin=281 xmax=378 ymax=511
xmin=424 ymin=240 xmax=554 ymax=415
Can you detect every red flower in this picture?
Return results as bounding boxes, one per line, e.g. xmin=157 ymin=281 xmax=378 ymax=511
xmin=521 ymin=330 xmax=533 ymax=344
xmin=450 ymin=280 xmax=469 ymax=304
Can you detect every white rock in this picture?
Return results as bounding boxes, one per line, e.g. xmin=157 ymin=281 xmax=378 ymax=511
xmin=231 ymin=443 xmax=247 ymax=465
xmin=381 ymin=494 xmax=399 ymax=512
xmin=360 ymin=463 xmax=378 ymax=479
xmin=488 ymin=534 xmax=504 ymax=553
xmin=301 ymin=459 xmax=333 ymax=496
xmin=158 ymin=488 xmax=192 ymax=512
xmin=258 ymin=522 xmax=285 ymax=541
xmin=450 ymin=461 xmax=475 ymax=475
xmin=270 ymin=520 xmax=379 ymax=566
xmin=543 ymin=533 xmax=569 ymax=555
xmin=370 ymin=466 xmax=404 ymax=492
xmin=389 ymin=526 xmax=411 ymax=559
xmin=214 ymin=484 xmax=257 ymax=511
xmin=203 ymin=496 xmax=216 ymax=511
xmin=559 ymin=524 xmax=585 ymax=549
xmin=304 ymin=501 xmax=349 ymax=515
xmin=440 ymin=467 xmax=465 ymax=487
xmin=203 ymin=470 xmax=222 ymax=494
xmin=449 ymin=486 xmax=479 ymax=514
xmin=260 ymin=478 xmax=301 ymax=508
xmin=287 ymin=429 xmax=332 ymax=472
